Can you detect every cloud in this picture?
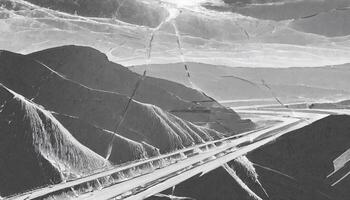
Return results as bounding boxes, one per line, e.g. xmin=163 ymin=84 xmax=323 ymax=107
xmin=2 ymin=0 xmax=350 ymax=69
xmin=206 ymin=0 xmax=350 ymax=21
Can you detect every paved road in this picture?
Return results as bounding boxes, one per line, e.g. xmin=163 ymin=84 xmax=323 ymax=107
xmin=10 ymin=110 xmax=329 ymax=200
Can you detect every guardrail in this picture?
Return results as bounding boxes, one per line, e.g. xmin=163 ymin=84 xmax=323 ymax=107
xmin=11 ymin=118 xmax=300 ymax=200
xmin=93 ymin=121 xmax=302 ymax=200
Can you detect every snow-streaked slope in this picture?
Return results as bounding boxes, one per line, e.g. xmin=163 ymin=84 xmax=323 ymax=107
xmin=27 ymin=45 xmax=254 ymax=133
xmin=53 ymin=113 xmax=160 ymax=165
xmin=0 ymin=84 xmax=110 ymax=197
xmin=0 ymin=50 xmax=224 ymax=154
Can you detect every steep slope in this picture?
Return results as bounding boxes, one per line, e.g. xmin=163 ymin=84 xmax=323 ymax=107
xmin=147 ymin=156 xmax=269 ymax=200
xmin=0 ymin=84 xmax=110 ymax=197
xmin=53 ymin=113 xmax=159 ymax=164
xmin=27 ymin=45 xmax=253 ymax=133
xmin=27 ymin=45 xmax=191 ymax=111
xmin=0 ymin=50 xmax=223 ymax=154
xmin=247 ymin=115 xmax=350 ymax=199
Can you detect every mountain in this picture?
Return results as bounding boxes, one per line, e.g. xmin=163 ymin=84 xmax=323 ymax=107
xmin=133 ymin=62 xmax=350 ymax=103
xmin=0 ymin=50 xmax=228 ymax=154
xmin=28 ymin=45 xmax=192 ymax=111
xmin=0 ymin=47 xmax=258 ymax=198
xmin=0 ymin=84 xmax=110 ymax=197
xmin=1 ymin=1 xmax=349 ymax=199
xmin=27 ymin=45 xmax=253 ymax=133
xmin=247 ymin=115 xmax=350 ymax=200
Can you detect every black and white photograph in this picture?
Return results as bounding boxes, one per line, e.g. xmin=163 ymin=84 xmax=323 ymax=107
xmin=1 ymin=0 xmax=350 ymax=199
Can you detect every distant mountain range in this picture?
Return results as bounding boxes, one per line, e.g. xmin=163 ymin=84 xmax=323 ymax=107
xmin=1 ymin=0 xmax=350 ymax=199
xmin=133 ymin=62 xmax=350 ymax=104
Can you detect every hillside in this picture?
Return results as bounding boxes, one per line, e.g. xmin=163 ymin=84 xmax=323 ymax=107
xmin=0 ymin=47 xmax=260 ymax=198
xmin=0 ymin=84 xmax=110 ymax=197
xmin=1 ymin=0 xmax=349 ymax=199
xmin=53 ymin=113 xmax=159 ymax=164
xmin=247 ymin=115 xmax=350 ymax=200
xmin=0 ymin=49 xmax=226 ymax=154
xmin=149 ymin=115 xmax=350 ymax=200
xmin=27 ymin=45 xmax=253 ymax=133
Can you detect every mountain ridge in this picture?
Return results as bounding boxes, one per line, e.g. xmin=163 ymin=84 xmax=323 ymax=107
xmin=27 ymin=45 xmax=253 ymax=133
xmin=0 ymin=49 xmax=227 ymax=154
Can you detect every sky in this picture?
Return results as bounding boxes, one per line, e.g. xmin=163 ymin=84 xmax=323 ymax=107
xmin=1 ymin=0 xmax=350 ymax=68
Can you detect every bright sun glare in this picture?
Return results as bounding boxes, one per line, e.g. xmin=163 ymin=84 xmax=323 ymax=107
xmin=161 ymin=0 xmax=209 ymax=7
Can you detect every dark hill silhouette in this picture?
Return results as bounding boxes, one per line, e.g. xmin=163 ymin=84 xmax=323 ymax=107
xmin=27 ymin=45 xmax=253 ymax=133
xmin=0 ymin=50 xmax=224 ymax=154
xmin=148 ymin=115 xmax=350 ymax=200
xmin=28 ymin=45 xmax=192 ymax=111
xmin=248 ymin=115 xmax=350 ymax=200
xmin=0 ymin=48 xmax=259 ymax=198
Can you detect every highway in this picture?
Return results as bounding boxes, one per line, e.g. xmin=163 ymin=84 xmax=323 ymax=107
xmin=10 ymin=109 xmax=329 ymax=200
